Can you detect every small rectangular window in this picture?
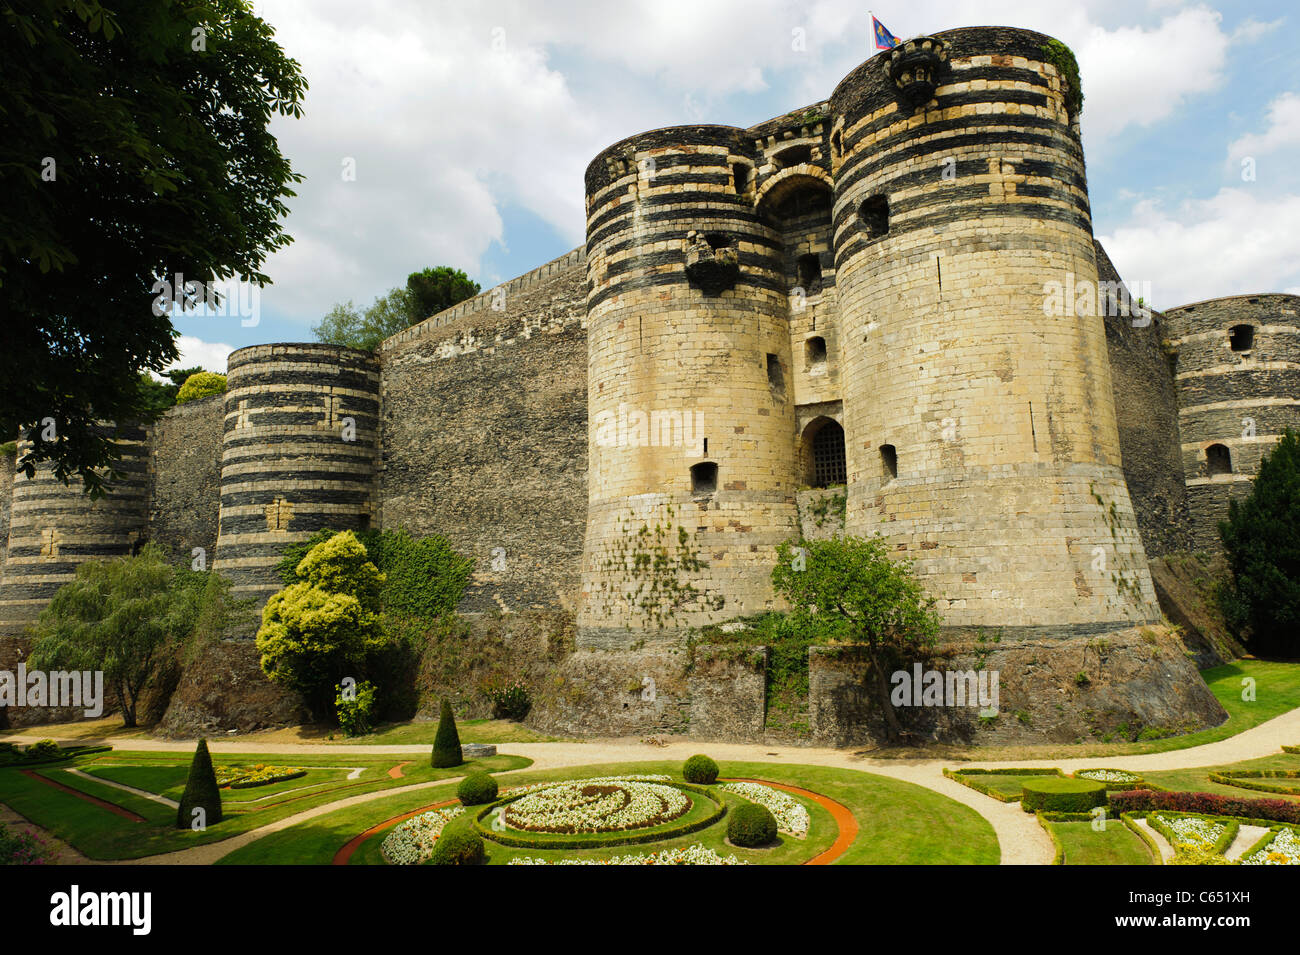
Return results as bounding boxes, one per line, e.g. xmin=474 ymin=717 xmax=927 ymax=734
xmin=880 ymin=444 xmax=897 ymax=480
xmin=691 ymin=462 xmax=718 ymax=496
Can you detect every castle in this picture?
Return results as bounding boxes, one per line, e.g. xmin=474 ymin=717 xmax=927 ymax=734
xmin=1 ymin=26 xmax=1295 ymax=742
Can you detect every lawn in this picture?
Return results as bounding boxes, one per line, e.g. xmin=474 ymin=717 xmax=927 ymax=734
xmin=219 ymin=760 xmax=1000 ymax=866
xmin=1141 ymin=750 xmax=1300 ymax=800
xmin=1046 ymin=819 xmax=1155 ymax=865
xmin=0 ymin=749 xmax=530 ymax=860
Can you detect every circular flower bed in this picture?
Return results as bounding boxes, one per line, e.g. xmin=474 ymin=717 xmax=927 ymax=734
xmin=1075 ymin=769 xmax=1140 ymax=784
xmin=721 ymin=782 xmax=810 ymax=836
xmin=508 ymin=844 xmax=748 ymax=865
xmin=503 ymin=779 xmax=689 ymax=834
xmin=382 ymin=806 xmax=464 ymax=865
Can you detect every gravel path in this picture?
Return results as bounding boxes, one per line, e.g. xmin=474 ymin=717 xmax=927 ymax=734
xmin=2 ymin=704 xmax=1297 ymax=867
xmin=1225 ymin=824 xmax=1270 ymax=861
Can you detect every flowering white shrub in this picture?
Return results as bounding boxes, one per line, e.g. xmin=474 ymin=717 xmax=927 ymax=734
xmin=721 ymin=782 xmax=810 ymax=836
xmin=1156 ymin=814 xmax=1225 ymax=849
xmin=504 ymin=779 xmax=688 ymax=833
xmin=1241 ymin=827 xmax=1300 ymax=866
xmin=381 ymin=806 xmax=464 ymax=865
xmin=508 ymin=844 xmax=748 ymax=865
xmin=1077 ymin=769 xmax=1140 ymax=783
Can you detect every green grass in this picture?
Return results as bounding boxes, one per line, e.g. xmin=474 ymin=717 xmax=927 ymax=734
xmin=219 ymin=760 xmax=999 ymax=866
xmin=1048 ymin=820 xmax=1155 ymax=865
xmin=0 ymin=750 xmax=530 ymax=860
xmin=1141 ymin=750 xmax=1300 ymax=800
xmin=950 ymin=771 xmax=1060 ymax=801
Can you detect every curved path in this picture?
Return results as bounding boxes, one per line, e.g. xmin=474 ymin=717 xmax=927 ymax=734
xmin=3 ymin=704 xmax=1298 ymax=866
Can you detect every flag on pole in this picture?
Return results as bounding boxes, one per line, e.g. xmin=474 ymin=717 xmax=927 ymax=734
xmin=872 ymin=15 xmax=900 ymax=50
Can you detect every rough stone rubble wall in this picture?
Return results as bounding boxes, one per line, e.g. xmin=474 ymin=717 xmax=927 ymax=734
xmin=147 ymin=394 xmax=224 ymax=568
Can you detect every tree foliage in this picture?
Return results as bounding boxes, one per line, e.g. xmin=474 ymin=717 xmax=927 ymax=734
xmin=312 ymin=266 xmax=478 ymax=352
xmin=1 ymin=0 xmax=305 ymax=493
xmin=175 ymin=371 xmax=227 ymax=404
xmin=27 ymin=544 xmax=215 ymax=726
xmin=431 ymin=698 xmax=462 ymax=768
xmin=405 ymin=266 xmax=479 ymax=323
xmin=256 ymin=531 xmax=386 ymax=717
xmin=1219 ymin=429 xmax=1300 ymax=656
xmin=771 ymin=536 xmax=940 ymax=741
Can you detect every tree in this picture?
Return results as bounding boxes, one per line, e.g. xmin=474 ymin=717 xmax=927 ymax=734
xmin=175 ymin=371 xmax=227 ymax=404
xmin=27 ymin=544 xmax=209 ymax=726
xmin=137 ymin=366 xmax=208 ymax=418
xmin=431 ymin=698 xmax=462 ymax=768
xmin=771 ymin=536 xmax=941 ymax=742
xmin=1219 ymin=430 xmax=1300 ymax=656
xmin=1 ymin=0 xmax=305 ymax=494
xmin=256 ymin=531 xmax=386 ymax=718
xmin=176 ymin=738 xmax=222 ymax=829
xmin=312 ymin=287 xmax=415 ymax=352
xmin=405 ymin=266 xmax=479 ymax=323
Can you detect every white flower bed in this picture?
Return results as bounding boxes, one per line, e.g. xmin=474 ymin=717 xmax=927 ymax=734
xmin=1155 ymin=814 xmax=1225 ymax=849
xmin=508 ymin=844 xmax=748 ymax=865
xmin=381 ymin=806 xmax=463 ymax=865
xmin=721 ymin=782 xmax=810 ymax=836
xmin=504 ymin=778 xmax=688 ymax=834
xmin=1077 ymin=769 xmax=1140 ymax=783
xmin=1241 ymin=827 xmax=1300 ymax=866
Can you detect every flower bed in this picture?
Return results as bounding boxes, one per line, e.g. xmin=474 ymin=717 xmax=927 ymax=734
xmin=503 ymin=779 xmax=689 ymax=834
xmin=1240 ymin=827 xmax=1300 ymax=866
xmin=507 ymin=844 xmax=748 ymax=865
xmin=1110 ymin=789 xmax=1300 ymax=826
xmin=216 ymin=765 xmax=306 ymax=789
xmin=721 ymin=782 xmax=810 ymax=836
xmin=382 ymin=807 xmax=464 ymax=865
xmin=1074 ymin=769 xmax=1147 ymax=790
xmin=1153 ymin=814 xmax=1225 ymax=849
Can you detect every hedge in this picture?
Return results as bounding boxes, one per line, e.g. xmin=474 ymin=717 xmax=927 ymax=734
xmin=942 ymin=767 xmax=1064 ymax=803
xmin=229 ymin=770 xmax=306 ymax=790
xmin=1282 ymin=745 xmax=1299 ymax=755
xmin=1120 ymin=813 xmax=1164 ymax=865
xmin=1020 ymin=777 xmax=1106 ymax=813
xmin=0 ymin=743 xmax=111 ymax=768
xmin=1110 ymin=789 xmax=1300 ymax=826
xmin=473 ymin=782 xmax=726 ymax=850
xmin=1208 ymin=769 xmax=1300 ymax=796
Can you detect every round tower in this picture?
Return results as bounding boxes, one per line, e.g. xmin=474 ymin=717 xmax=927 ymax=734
xmin=578 ymin=126 xmax=801 ymax=647
xmin=0 ymin=425 xmax=149 ymax=635
xmin=830 ymin=26 xmax=1160 ymax=633
xmin=1162 ymin=293 xmax=1300 ymax=551
xmin=213 ymin=343 xmax=380 ymax=605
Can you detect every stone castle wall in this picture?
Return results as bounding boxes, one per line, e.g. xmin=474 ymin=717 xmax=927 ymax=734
xmin=147 ymin=393 xmax=225 ymax=568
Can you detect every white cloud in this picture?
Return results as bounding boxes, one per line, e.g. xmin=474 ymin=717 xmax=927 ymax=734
xmin=1231 ymin=17 xmax=1284 ymax=43
xmin=1227 ymin=91 xmax=1300 ymax=165
xmin=1099 ymin=188 xmax=1300 ymax=306
xmin=170 ymin=336 xmax=235 ymax=374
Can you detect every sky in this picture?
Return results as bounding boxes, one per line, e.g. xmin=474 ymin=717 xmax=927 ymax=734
xmin=168 ymin=0 xmax=1300 ymax=372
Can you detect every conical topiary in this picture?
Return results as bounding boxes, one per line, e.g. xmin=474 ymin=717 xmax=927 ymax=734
xmin=176 ymin=738 xmax=223 ymax=829
xmin=432 ymin=699 xmax=463 ymax=768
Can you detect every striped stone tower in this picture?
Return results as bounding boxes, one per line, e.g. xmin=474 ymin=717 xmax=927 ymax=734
xmin=0 ymin=425 xmax=149 ymax=635
xmin=829 ymin=26 xmax=1161 ymax=634
xmin=1162 ymin=293 xmax=1300 ymax=551
xmin=213 ymin=344 xmax=381 ymax=606
xmin=578 ymin=126 xmax=802 ymax=647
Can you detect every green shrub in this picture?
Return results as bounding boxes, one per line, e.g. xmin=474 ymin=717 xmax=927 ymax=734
xmin=683 ymin=754 xmax=719 ymax=785
xmin=728 ymin=802 xmax=777 ymax=847
xmin=429 ymin=816 xmax=484 ymax=865
xmin=432 ymin=699 xmax=462 ymax=768
xmin=176 ymin=739 xmax=223 ymax=829
xmin=1020 ymin=777 xmax=1107 ymax=813
xmin=25 ymin=740 xmax=61 ymax=760
xmin=335 ymin=679 xmax=377 ymax=737
xmin=0 ymin=820 xmax=55 ymax=864
xmin=486 ymin=679 xmax=531 ymax=721
xmin=175 ymin=371 xmax=227 ymax=404
xmin=457 ymin=772 xmax=499 ymax=806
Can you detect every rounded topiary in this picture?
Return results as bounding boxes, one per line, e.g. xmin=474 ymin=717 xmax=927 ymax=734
xmin=175 ymin=371 xmax=227 ymax=405
xmin=431 ymin=699 xmax=463 ymax=768
xmin=428 ymin=816 xmax=485 ymax=865
xmin=176 ymin=738 xmax=223 ymax=829
xmin=728 ymin=802 xmax=778 ymax=848
xmin=1020 ymin=777 xmax=1107 ymax=813
xmin=683 ymin=754 xmax=719 ymax=785
xmin=457 ymin=772 xmax=499 ymax=806
xmin=25 ymin=739 xmax=62 ymax=760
